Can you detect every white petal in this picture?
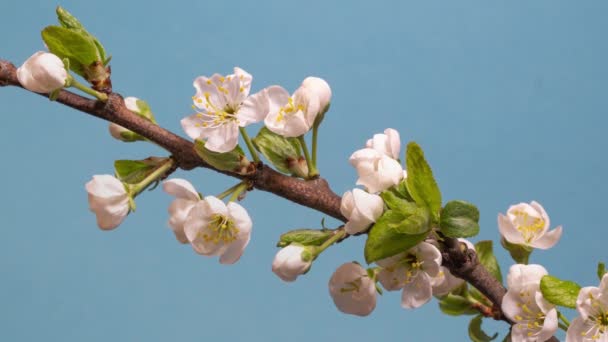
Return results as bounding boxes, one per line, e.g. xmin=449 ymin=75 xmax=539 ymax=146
xmin=498 ymin=213 xmax=525 ymax=245
xmin=384 ymin=128 xmax=401 ymax=160
xmin=340 ymin=191 xmax=355 ymax=220
xmin=266 ymin=85 xmax=290 ymax=114
xmin=234 ymin=67 xmax=252 ymax=97
xmin=531 ymin=226 xmax=562 ymax=249
xmin=501 ymin=290 xmax=523 ymax=322
xmin=204 ymin=196 xmax=228 ymax=216
xmin=416 ymin=242 xmax=442 ymax=277
xmin=351 ymin=189 xmax=384 ymax=222
xmin=537 ymin=308 xmax=559 ymax=342
xmin=167 ymin=199 xmax=196 ymax=243
xmin=279 ymin=110 xmax=310 ymax=137
xmin=506 ymin=264 xmax=548 ymax=290
xmin=566 ymin=317 xmax=586 ymax=342
xmin=401 ymin=273 xmax=433 ymax=309
xmin=162 ymin=178 xmax=199 ymax=201
xmin=180 ymin=114 xmax=206 ymax=140
xmin=86 ymin=175 xmax=126 ymax=198
xmin=576 ymin=286 xmax=601 ymax=320
xmin=237 ymin=89 xmax=269 ymax=126
xmin=204 ymin=121 xmax=240 ymax=153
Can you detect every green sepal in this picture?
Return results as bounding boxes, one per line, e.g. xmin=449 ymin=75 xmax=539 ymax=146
xmin=276 ymin=229 xmax=335 ymax=248
xmin=475 ymin=240 xmax=502 ymax=283
xmin=364 ymin=203 xmax=431 ymax=264
xmin=252 ymin=127 xmax=303 ymax=176
xmin=114 ymin=157 xmax=168 ymax=185
xmin=468 ymin=315 xmax=498 ymax=342
xmin=540 ymin=275 xmax=582 ymax=308
xmin=440 ymin=200 xmax=480 ymax=238
xmin=194 ymin=140 xmax=252 ymax=174
xmin=42 ymin=25 xmax=100 ymax=77
xmin=598 ymin=262 xmax=606 ymax=281
xmin=438 ymin=293 xmax=478 ymax=316
xmin=405 ymin=142 xmax=442 ymax=222
xmin=500 ymin=237 xmax=532 ymax=265
xmin=118 ymin=129 xmax=146 ymax=142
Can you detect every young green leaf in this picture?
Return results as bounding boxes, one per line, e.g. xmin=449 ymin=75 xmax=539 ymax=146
xmin=540 ymin=275 xmax=582 ymax=308
xmin=42 ymin=26 xmax=100 ymax=77
xmin=440 ymin=200 xmax=480 ymax=238
xmin=252 ymin=127 xmax=303 ymax=175
xmin=114 ymin=157 xmax=167 ymax=184
xmin=364 ymin=206 xmax=431 ymax=263
xmin=438 ymin=293 xmax=477 ymax=316
xmin=405 ymin=142 xmax=442 ymax=222
xmin=55 ymin=6 xmax=107 ymax=64
xmin=598 ymin=262 xmax=606 ymax=281
xmin=468 ymin=315 xmax=498 ymax=342
xmin=194 ymin=140 xmax=251 ymax=174
xmin=276 ymin=229 xmax=335 ymax=248
xmin=379 ymin=190 xmax=409 ymax=211
xmin=475 ymin=241 xmax=502 ymax=283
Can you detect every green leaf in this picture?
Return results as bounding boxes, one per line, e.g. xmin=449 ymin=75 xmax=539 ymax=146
xmin=194 ymin=140 xmax=251 ymax=173
xmin=379 ymin=190 xmax=409 ymax=211
xmin=438 ymin=293 xmax=477 ymax=316
xmin=42 ymin=26 xmax=100 ymax=77
xmin=500 ymin=237 xmax=532 ymax=265
xmin=364 ymin=205 xmax=431 ymax=263
xmin=114 ymin=157 xmax=167 ymax=184
xmin=276 ymin=229 xmax=335 ymax=248
xmin=540 ymin=275 xmax=581 ymax=308
xmin=440 ymin=200 xmax=480 ymax=238
xmin=598 ymin=262 xmax=606 ymax=281
xmin=405 ymin=142 xmax=442 ymax=222
xmin=252 ymin=127 xmax=303 ymax=175
xmin=468 ymin=315 xmax=498 ymax=342
xmin=475 ymin=241 xmax=502 ymax=283
xmin=55 ymin=6 xmax=107 ymax=64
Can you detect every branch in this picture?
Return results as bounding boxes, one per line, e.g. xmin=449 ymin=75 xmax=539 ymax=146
xmin=0 ymin=59 xmax=559 ymax=341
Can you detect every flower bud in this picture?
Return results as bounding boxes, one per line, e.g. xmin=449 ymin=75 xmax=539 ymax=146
xmin=16 ymin=51 xmax=68 ymax=93
xmin=301 ymin=76 xmax=332 ymax=112
xmin=498 ymin=201 xmax=562 ymax=250
xmin=365 ymin=128 xmax=401 ymax=160
xmin=340 ymin=188 xmax=384 ymax=234
xmin=272 ymin=245 xmax=313 ymax=282
xmin=329 ymin=262 xmax=377 ymax=316
xmin=85 ymin=175 xmax=130 ymax=230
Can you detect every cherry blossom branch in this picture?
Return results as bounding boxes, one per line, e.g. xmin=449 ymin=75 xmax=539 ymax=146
xmin=0 ymin=58 xmax=559 ymax=341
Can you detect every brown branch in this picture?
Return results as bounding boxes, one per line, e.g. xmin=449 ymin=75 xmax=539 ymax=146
xmin=0 ymin=59 xmax=559 ymax=341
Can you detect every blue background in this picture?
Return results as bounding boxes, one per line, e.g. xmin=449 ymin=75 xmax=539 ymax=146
xmin=1 ymin=1 xmax=607 ymax=341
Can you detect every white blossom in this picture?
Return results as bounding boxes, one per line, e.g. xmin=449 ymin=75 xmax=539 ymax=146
xmin=264 ymin=85 xmax=320 ymax=137
xmin=271 ymin=245 xmax=312 ymax=282
xmin=498 ymin=201 xmax=562 ymax=249
xmin=377 ymin=242 xmax=442 ymax=309
xmin=301 ymin=76 xmax=332 ymax=112
xmin=181 ymin=67 xmax=269 ymax=153
xmin=85 ymin=175 xmax=130 ymax=230
xmin=163 ymin=178 xmax=201 ymax=244
xmin=328 ymin=262 xmax=377 ymax=316
xmin=349 ymin=148 xmax=404 ymax=193
xmin=365 ymin=128 xmax=401 ymax=160
xmin=340 ymin=188 xmax=384 ymax=235
xmin=183 ymin=196 xmax=252 ymax=264
xmin=501 ymin=264 xmax=558 ymax=342
xmin=566 ymin=273 xmax=608 ymax=342
xmin=16 ymin=51 xmax=68 ymax=93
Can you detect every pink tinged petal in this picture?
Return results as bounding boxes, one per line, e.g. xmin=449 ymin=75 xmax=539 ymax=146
xmin=180 ymin=114 xmax=206 ymax=140
xmin=92 ymin=197 xmax=129 ymax=230
xmin=416 ymin=242 xmax=442 ymax=277
xmin=203 ymin=196 xmax=228 ymax=216
xmin=222 ymin=202 xmax=253 ymax=263
xmin=566 ymin=317 xmax=586 ymax=342
xmin=266 ymin=85 xmax=290 ymax=114
xmin=576 ymin=286 xmax=601 ymax=320
xmin=204 ymin=121 xmax=239 ymax=153
xmin=234 ymin=67 xmax=252 ymax=97
xmin=600 ymin=273 xmax=608 ymax=294
xmin=531 ymin=225 xmax=563 ymax=249
xmin=193 ymin=75 xmax=225 ymax=110
xmin=237 ymin=89 xmax=269 ymax=126
xmin=329 ymin=263 xmax=376 ymax=316
xmin=183 ymin=201 xmax=213 ymax=251
xmin=162 ymin=178 xmax=199 ymax=201
xmin=501 ymin=290 xmax=523 ymax=322
xmin=219 ymin=233 xmax=250 ymax=265
xmin=384 ymin=128 xmax=401 ymax=160
xmin=401 ymin=273 xmax=433 ymax=309
xmin=377 ymin=264 xmax=408 ymax=291
xmin=498 ymin=213 xmax=525 ymax=245
xmin=506 ymin=264 xmax=548 ymax=290
xmin=86 ymin=175 xmax=126 ymax=198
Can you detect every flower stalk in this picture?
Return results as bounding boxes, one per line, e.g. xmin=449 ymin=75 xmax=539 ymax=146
xmin=68 ymin=75 xmax=108 ymax=101
xmin=239 ymin=127 xmax=260 ymax=163
xmin=297 ymin=136 xmax=319 ymax=178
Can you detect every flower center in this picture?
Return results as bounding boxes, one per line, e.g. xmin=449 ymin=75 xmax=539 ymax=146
xmin=199 ymin=213 xmax=239 ymax=244
xmin=511 ymin=209 xmax=545 ymax=243
xmin=276 ymin=97 xmax=305 ymax=123
xmin=192 ymin=92 xmax=239 ymax=129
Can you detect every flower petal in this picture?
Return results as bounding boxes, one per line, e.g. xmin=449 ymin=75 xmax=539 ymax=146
xmin=401 ymin=273 xmax=432 ymax=309
xmin=162 ymin=179 xmax=199 ymax=201
xmin=204 ymin=121 xmax=240 ymax=153
xmin=237 ymin=89 xmax=269 ymax=126
xmin=498 ymin=213 xmax=525 ymax=245
xmin=531 ymin=226 xmax=562 ymax=249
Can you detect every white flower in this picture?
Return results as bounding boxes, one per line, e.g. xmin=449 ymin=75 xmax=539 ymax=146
xmin=271 ymin=245 xmax=312 ymax=282
xmin=365 ymin=128 xmax=401 ymax=160
xmin=183 ymin=196 xmax=252 ymax=264
xmin=328 ymin=262 xmax=377 ymax=316
xmin=431 ymin=267 xmax=465 ymax=297
xmin=162 ymin=178 xmax=201 ymax=244
xmin=349 ymin=148 xmax=404 ymax=193
xmin=566 ymin=273 xmax=608 ymax=342
xmin=498 ymin=201 xmax=563 ymax=249
xmin=340 ymin=188 xmax=384 ymax=234
xmin=264 ymin=85 xmax=320 ymax=137
xmin=17 ymin=51 xmax=68 ymax=93
xmin=301 ymin=76 xmax=332 ymax=112
xmin=377 ymin=241 xmax=442 ymax=309
xmin=501 ymin=264 xmax=558 ymax=342
xmin=181 ymin=67 xmax=269 ymax=153
xmin=85 ymin=175 xmax=130 ymax=230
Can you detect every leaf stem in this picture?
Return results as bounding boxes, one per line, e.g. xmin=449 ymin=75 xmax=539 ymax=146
xmin=239 ymin=127 xmax=260 ymax=163
xmin=69 ymin=77 xmax=108 ymax=101
xmin=298 ymin=136 xmax=319 ymax=178
xmin=217 ymin=181 xmax=247 ymax=200
xmin=558 ymin=311 xmax=570 ymax=327
xmin=228 ymin=182 xmax=249 ymax=202
xmin=129 ymin=158 xmax=174 ymax=197
xmin=312 ymin=228 xmax=346 ymax=259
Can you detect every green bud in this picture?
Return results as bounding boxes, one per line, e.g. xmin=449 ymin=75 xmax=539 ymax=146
xmin=114 ymin=157 xmax=169 ymax=184
xmin=194 ymin=140 xmax=252 ymax=174
xmin=276 ymin=228 xmax=335 ymax=248
xmin=252 ymin=127 xmax=304 ymax=176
